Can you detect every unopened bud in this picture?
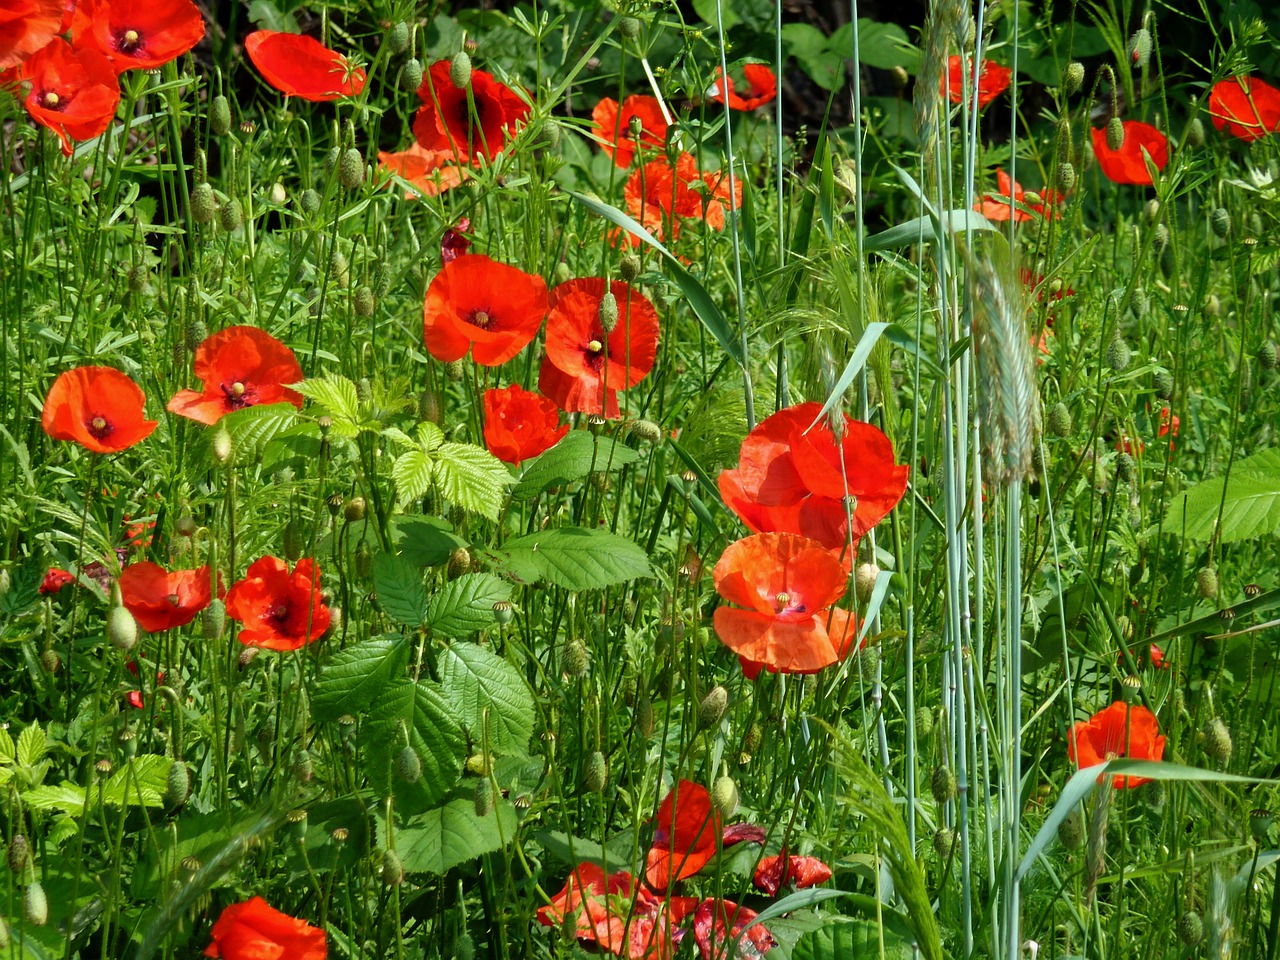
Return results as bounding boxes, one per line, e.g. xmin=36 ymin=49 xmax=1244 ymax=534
xmin=339 ymin=147 xmax=364 ymax=191
xmin=619 ymin=253 xmax=642 ymax=282
xmin=1185 ymin=117 xmax=1205 ymax=148
xmin=164 ymin=760 xmax=191 ymax=808
xmin=1055 ymin=161 xmax=1076 ymax=195
xmin=552 ymin=261 xmax=573 ymax=286
xmin=301 ymin=188 xmax=322 ymax=215
xmin=1106 ymin=117 xmax=1125 ymax=152
xmin=1047 ymin=402 xmax=1073 ymax=437
xmin=1058 ymin=810 xmax=1083 ymax=849
xmin=1062 ymin=62 xmax=1085 ymax=95
xmin=108 ymin=602 xmax=139 ymax=652
xmin=447 ymin=547 xmax=472 ymax=579
xmin=344 ymin=497 xmax=367 ymax=523
xmin=711 ymin=775 xmax=739 ymax=818
xmin=930 ymin=765 xmax=958 ymax=803
xmin=1210 ymin=207 xmax=1231 ymax=239
xmin=387 ymin=21 xmax=410 ymax=56
xmin=697 ymin=685 xmax=729 ymax=731
xmin=933 ymin=826 xmax=956 ymax=860
xmin=1195 ymin=566 xmax=1219 ymax=599
xmin=474 ymin=777 xmax=495 ymax=815
xmin=1153 ymin=369 xmax=1174 ymax=399
xmin=397 ymin=745 xmax=423 ymax=783
xmin=192 ymin=182 xmax=217 ymax=224
xmin=354 ymin=284 xmax=375 ymax=318
xmin=382 ymin=849 xmax=405 ymax=886
xmin=1202 ymin=716 xmax=1232 ymax=764
xmin=561 ymin=638 xmax=590 ymax=678
xmin=401 ymin=58 xmax=423 ymax=91
xmin=7 ymin=834 xmax=29 ymax=875
xmin=450 ymin=51 xmax=472 ymax=89
xmin=597 ymin=291 xmax=619 ymax=333
xmin=854 ymin=562 xmax=880 ymax=603
xmin=583 ymin=751 xmax=607 ymax=793
xmin=24 ymin=880 xmax=47 ymax=927
xmin=219 ymin=197 xmax=243 ymax=233
xmin=618 ymin=16 xmax=642 ymax=40
xmin=210 ymin=94 xmax=232 ymax=136
xmin=1128 ymin=28 xmax=1151 ymax=69
xmin=636 ymin=693 xmax=655 ymax=737
xmin=1105 ymin=337 xmax=1131 ymax=372
xmin=1177 ymin=911 xmax=1204 ymax=947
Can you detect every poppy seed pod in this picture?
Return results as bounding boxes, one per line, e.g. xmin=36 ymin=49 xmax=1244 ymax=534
xmin=387 ymin=21 xmax=410 ymax=56
xmin=492 ymin=600 xmax=514 ymax=625
xmin=449 ymin=50 xmax=472 ymax=89
xmin=401 ymin=57 xmax=423 ymax=91
xmin=286 ymin=808 xmax=308 ymax=842
xmin=711 ymin=775 xmax=739 ymax=818
xmin=338 ymin=147 xmax=364 ymax=190
xmin=1063 ymin=61 xmax=1085 ymax=95
xmin=192 ymin=182 xmax=217 ymax=223
xmin=1106 ymin=116 xmax=1125 ymax=152
xmin=210 ymin=94 xmax=232 ymax=136
xmin=698 ymin=685 xmax=729 ymax=731
xmin=583 ymin=751 xmax=607 ymax=793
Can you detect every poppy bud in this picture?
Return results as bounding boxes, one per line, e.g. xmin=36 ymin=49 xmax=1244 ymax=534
xmin=1177 ymin=911 xmax=1204 ymax=946
xmin=387 ymin=21 xmax=410 ymax=55
xmin=450 ymin=51 xmax=472 ymax=89
xmin=293 ymin=750 xmax=314 ymax=783
xmin=397 ymin=745 xmax=422 ymax=783
xmin=1210 ymin=207 xmax=1231 ymax=239
xmin=237 ymin=647 xmax=259 ymax=671
xmin=211 ymin=425 xmax=233 ymax=464
xmin=854 ymin=562 xmax=880 ymax=603
xmin=583 ymin=750 xmax=607 ymax=793
xmin=933 ymin=826 xmax=955 ymax=860
xmin=24 ymin=880 xmax=47 ymax=927
xmin=697 ymin=685 xmax=729 ymax=731
xmin=219 ymin=198 xmax=243 ymax=233
xmin=597 ymin=291 xmax=619 ymax=333
xmin=1045 ymin=402 xmax=1071 ymax=437
xmin=192 ymin=182 xmax=217 ymax=224
xmin=108 ymin=601 xmax=138 ymax=653
xmin=351 ymin=541 xmax=371 ymax=579
xmin=164 ymin=760 xmax=191 ymax=808
xmin=1062 ymin=62 xmax=1085 ymax=95
xmin=930 ymin=764 xmax=958 ymax=803
xmin=7 ymin=834 xmax=29 ymax=875
xmin=552 ymin=261 xmax=573 ymax=286
xmin=538 ymin=119 xmax=562 ymax=151
xmin=1128 ymin=28 xmax=1151 ymax=69
xmin=354 ymin=284 xmax=375 ymax=318
xmin=0 ymin=915 xmax=9 ymax=949
xmin=1105 ymin=337 xmax=1131 ymax=372
xmin=1115 ymin=452 xmax=1135 ymax=483
xmin=401 ymin=57 xmax=424 ymax=91
xmin=743 ymin=722 xmax=763 ymax=754
xmin=1054 ymin=161 xmax=1076 ymax=195
xmin=301 ymin=188 xmax=322 ymax=215
xmin=1185 ymin=117 xmax=1205 ymax=148
xmin=617 ymin=15 xmax=643 ymax=39
xmin=1202 ymin=717 xmax=1232 ymax=764
xmin=344 ymin=497 xmax=367 ymax=523
xmin=1106 ymin=116 xmax=1125 ymax=152
xmin=447 ymin=547 xmax=472 ymax=579
xmin=629 ymin=419 xmax=661 ymax=444
xmin=330 ymin=250 xmax=349 ymax=287
xmin=492 ymin=600 xmax=514 ymax=625
xmin=280 ymin=519 xmax=304 ymax=562
xmin=454 ymin=932 xmax=476 ymax=960
xmin=1153 ymin=369 xmax=1174 ymax=399
xmin=636 ymin=693 xmax=655 ymax=737
xmin=210 ymin=94 xmax=232 ymax=136
xmin=711 ymin=775 xmax=739 ymax=818
xmin=465 ymin=752 xmax=491 ymax=776
xmin=381 ymin=849 xmax=405 ymax=886
xmin=1195 ymin=566 xmax=1219 ymax=599
xmin=339 ymin=147 xmax=364 ymax=191
xmin=1259 ymin=342 xmax=1278 ymax=371
xmin=561 ymin=638 xmax=589 ymax=678
xmin=619 ymin=253 xmax=642 ymax=282
xmin=445 ymin=359 xmax=465 ymax=381
xmin=39 ymin=649 xmax=60 ymax=674
xmin=474 ymin=776 xmax=495 ymax=816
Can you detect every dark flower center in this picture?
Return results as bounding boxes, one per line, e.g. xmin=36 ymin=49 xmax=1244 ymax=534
xmin=221 ymin=381 xmax=252 ymax=409
xmin=167 ymin=593 xmax=181 ymax=606
xmin=775 ymin=591 xmax=807 ymax=616
xmin=88 ymin=416 xmax=111 ymax=438
xmin=269 ymin=602 xmax=291 ymax=627
xmin=41 ymin=91 xmax=61 ymax=109
xmin=118 ymin=29 xmax=142 ymax=53
xmin=469 ymin=309 xmax=492 ymax=330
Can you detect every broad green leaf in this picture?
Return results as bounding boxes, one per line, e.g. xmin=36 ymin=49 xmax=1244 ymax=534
xmin=392 ymin=449 xmax=436 ymax=504
xmin=246 ymin=0 xmax=296 ymax=33
xmin=22 ymin=783 xmax=86 ymax=814
xmin=1162 ymin=448 xmax=1280 ymax=543
xmin=512 ymin=432 xmax=641 ymax=501
xmin=365 ymin=679 xmax=465 ymax=810
xmin=416 ymin=420 xmax=445 ymax=452
xmin=394 ymin=516 xmax=467 ymax=567
xmin=292 ymin=375 xmax=361 ymax=426
xmin=793 ymin=918 xmax=912 ymax=960
xmin=313 ymin=635 xmax=411 ymax=721
xmin=386 ymin=792 xmax=517 ymax=875
xmin=101 ymin=755 xmax=173 ymax=807
xmin=0 ymin=726 xmax=14 ymax=763
xmin=433 ymin=442 xmax=511 ymax=520
xmin=438 ymin=642 xmax=534 ymax=755
xmin=830 ymin=19 xmax=922 ymax=72
xmin=427 ymin=573 xmax=512 ymax=638
xmin=494 ymin=527 xmax=652 ymax=590
xmin=373 ymin=553 xmax=429 ymax=626
xmin=17 ymin=722 xmax=45 ymax=766
xmin=192 ymin=403 xmax=300 ymax=465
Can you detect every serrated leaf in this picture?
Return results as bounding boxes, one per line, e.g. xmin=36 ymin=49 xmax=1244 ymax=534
xmin=494 ymin=528 xmax=652 ymax=590
xmin=426 ymin=573 xmax=511 ymax=638
xmin=1162 ymin=448 xmax=1280 ymax=543
xmin=392 ymin=450 xmax=436 ymax=504
xmin=292 ymin=375 xmax=362 ymax=428
xmin=417 ymin=421 xmax=444 ymax=452
xmin=0 ymin=725 xmax=15 ymax=764
xmin=393 ymin=516 xmax=466 ymax=567
xmin=438 ymin=642 xmax=533 ymax=755
xmin=386 ymin=792 xmax=517 ymax=875
xmin=314 ymin=635 xmax=410 ymax=721
xmin=365 ymin=679 xmax=465 ymax=811
xmin=512 ymin=432 xmax=641 ymax=501
xmin=101 ymin=755 xmax=172 ymax=807
xmin=373 ymin=553 xmax=429 ymax=626
xmin=794 ymin=919 xmax=912 ymax=960
xmin=222 ymin=403 xmax=300 ymax=462
xmin=17 ymin=723 xmax=46 ymax=766
xmin=23 ymin=783 xmax=86 ymax=814
xmin=433 ymin=443 xmax=511 ymax=520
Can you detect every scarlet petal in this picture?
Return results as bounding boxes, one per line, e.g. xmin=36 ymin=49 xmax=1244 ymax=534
xmin=41 ymin=366 xmax=158 ymax=453
xmin=422 ymin=255 xmax=548 ymax=367
xmin=118 ymin=562 xmax=214 ymax=632
xmin=1067 ymin=701 xmax=1166 ymax=789
xmin=225 ymin=556 xmax=330 ymax=651
xmin=1090 ymin=120 xmax=1168 ymax=186
xmin=245 ymin=30 xmax=364 ymax=102
xmin=204 ymin=896 xmax=326 ymax=959
xmin=72 ymin=0 xmax=205 ymax=74
xmin=1208 ymin=75 xmax=1280 ymax=142
xmin=592 ymin=94 xmax=668 ymax=167
xmin=482 ymin=384 xmax=568 ymax=465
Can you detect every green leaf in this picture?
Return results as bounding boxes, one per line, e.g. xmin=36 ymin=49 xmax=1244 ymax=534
xmin=1162 ymin=448 xmax=1280 ymax=543
xmin=864 ymin=210 xmax=998 ymax=251
xmin=0 ymin=726 xmax=14 ymax=764
xmin=313 ymin=635 xmax=411 ymax=721
xmin=394 ymin=516 xmax=466 ymax=567
xmin=830 ymin=19 xmax=922 ymax=72
xmin=392 ymin=450 xmax=436 ymax=504
xmin=373 ymin=552 xmax=429 ymax=626
xmin=246 ymin=0 xmax=296 ymax=33
xmin=22 ymin=783 xmax=86 ymax=814
xmin=292 ymin=375 xmax=361 ymax=424
xmin=512 ymin=432 xmax=641 ymax=501
xmin=386 ymin=792 xmax=517 ymax=875
xmin=433 ymin=443 xmax=511 ymax=521
xmin=427 ymin=573 xmax=512 ymax=638
xmin=493 ymin=527 xmax=652 ymax=590
xmin=793 ymin=919 xmax=913 ymax=960
xmin=16 ymin=722 xmax=45 ymax=766
xmin=365 ymin=679 xmax=465 ymax=810
xmin=438 ymin=642 xmax=534 ymax=755
xmin=101 ymin=755 xmax=173 ymax=807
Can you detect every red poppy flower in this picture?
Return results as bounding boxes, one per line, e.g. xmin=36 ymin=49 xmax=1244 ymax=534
xmin=1090 ymin=120 xmax=1168 ymax=186
xmin=225 ymin=556 xmax=330 ymax=651
xmin=167 ymin=325 xmax=304 ymax=426
xmin=413 ymin=60 xmax=528 ymax=163
xmin=1208 ymin=76 xmax=1280 ymax=142
xmin=20 ymin=38 xmax=119 ymax=156
xmin=644 ymin=780 xmax=766 ymax=890
xmin=1148 ymin=643 xmax=1168 ymax=670
xmin=1067 ymin=701 xmax=1166 ymax=788
xmin=441 ymin=217 xmax=471 ymax=264
xmin=124 ymin=662 xmax=163 ymax=710
xmin=377 ymin=143 xmax=469 ymax=199
xmin=1157 ymin=406 xmax=1179 ymax=445
xmin=975 ymin=169 xmax=1062 ymax=222
xmin=39 ymin=567 xmax=75 ymax=595
xmin=539 ymin=278 xmax=659 ymax=418
xmin=244 ymin=30 xmax=365 ymax=102
xmin=709 ymin=63 xmax=777 ymax=111
xmin=753 ymin=849 xmax=833 ymax=896
xmin=691 ymin=899 xmax=777 ymax=960
xmin=117 ymin=562 xmax=215 ymax=632
xmin=71 ymin=0 xmax=204 ymax=74
xmin=0 ymin=0 xmax=64 ymax=71
xmin=592 ymin=94 xmax=669 ymax=167
xmin=204 ymin=896 xmax=326 ymax=960
xmin=42 ymin=366 xmax=158 ymax=453
xmin=718 ymin=402 xmax=909 ymax=552
xmin=422 ymin=254 xmax=548 ymax=366
xmin=942 ymin=55 xmax=1012 ymax=108
xmin=620 ymin=154 xmax=741 ymax=246
xmin=483 ymin=384 xmax=568 ymax=465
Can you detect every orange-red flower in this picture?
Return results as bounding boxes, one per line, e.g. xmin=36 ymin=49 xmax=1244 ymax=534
xmin=167 ymin=325 xmax=304 ymax=426
xmin=975 ymin=169 xmax=1061 ymax=222
xmin=0 ymin=0 xmax=64 ymax=71
xmin=118 ymin=562 xmax=215 ymax=632
xmin=71 ymin=0 xmax=204 ymax=74
xmin=225 ymin=556 xmax=330 ymax=651
xmin=413 ymin=59 xmax=528 ymax=163
xmin=718 ymin=402 xmax=909 ymax=552
xmin=440 ymin=218 xmax=471 ymax=264
xmin=422 ymin=254 xmax=548 ymax=366
xmin=376 ymin=142 xmax=470 ymax=199
xmin=644 ymin=780 xmax=766 ymax=890
xmin=538 ymin=278 xmax=659 ymax=418
xmin=620 ymin=153 xmax=741 ymax=246
xmin=592 ymin=94 xmax=669 ymax=167
xmin=1067 ymin=701 xmax=1166 ymax=788
xmin=691 ymin=899 xmax=776 ymax=960
xmin=1090 ymin=120 xmax=1168 ymax=186
xmin=713 ymin=532 xmax=856 ymax=674
xmin=753 ymin=850 xmax=833 ymax=896
xmin=42 ymin=366 xmax=158 ymax=453
xmin=204 ymin=896 xmax=326 ymax=960
xmin=1208 ymin=76 xmax=1280 ymax=142
xmin=39 ymin=567 xmax=75 ymax=595
xmin=483 ymin=384 xmax=568 ymax=465
xmin=943 ymin=55 xmax=1011 ymax=108
xmin=708 ymin=63 xmax=777 ymax=111
xmin=20 ymin=38 xmax=119 ymax=155
xmin=244 ymin=29 xmax=365 ymax=102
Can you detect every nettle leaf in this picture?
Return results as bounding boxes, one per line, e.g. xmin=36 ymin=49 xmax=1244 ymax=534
xmin=292 ymin=375 xmax=375 ymax=436
xmin=512 ymin=432 xmax=641 ymax=501
xmin=433 ymin=443 xmax=510 ymax=521
xmin=494 ymin=527 xmax=652 ymax=590
xmin=416 ymin=421 xmax=444 ymax=452
xmin=23 ymin=783 xmax=85 ymax=814
xmin=427 ymin=573 xmax=511 ymax=638
xmin=392 ymin=450 xmax=436 ymax=504
xmin=373 ymin=553 xmax=429 ymax=626
xmin=394 ymin=516 xmax=466 ymax=567
xmin=1162 ymin=448 xmax=1280 ymax=543
xmin=199 ymin=403 xmax=300 ymax=465
xmin=384 ymin=791 xmax=517 ymax=875
xmin=102 ymin=755 xmax=173 ymax=807
xmin=17 ymin=722 xmax=46 ymax=766
xmin=365 ymin=679 xmax=465 ymax=810
xmin=0 ymin=726 xmax=14 ymax=764
xmin=438 ymin=642 xmax=534 ymax=755
xmin=313 ymin=635 xmax=410 ymax=721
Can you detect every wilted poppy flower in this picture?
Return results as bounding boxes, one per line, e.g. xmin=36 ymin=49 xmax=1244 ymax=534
xmin=691 ymin=899 xmax=776 ymax=960
xmin=71 ymin=0 xmax=204 ymax=74
xmin=117 ymin=562 xmax=214 ymax=632
xmin=204 ymin=896 xmax=326 ymax=960
xmin=422 ymin=254 xmax=548 ymax=366
xmin=1090 ymin=120 xmax=1168 ymax=185
xmin=39 ymin=567 xmax=75 ymax=595
xmin=377 ymin=143 xmax=469 ymax=199
xmin=592 ymin=94 xmax=669 ymax=167
xmin=1208 ymin=76 xmax=1280 ymax=142
xmin=168 ymin=326 xmax=304 ymax=425
xmin=1067 ymin=701 xmax=1166 ymax=788
xmin=440 ymin=217 xmax=471 ymax=264
xmin=943 ymin=55 xmax=1012 ymax=108
xmin=753 ymin=850 xmax=833 ymax=896
xmin=0 ymin=0 xmax=64 ymax=71
xmin=975 ymin=169 xmax=1062 ymax=222
xmin=713 ymin=532 xmax=856 ymax=674
xmin=124 ymin=661 xmax=164 ymax=710
xmin=413 ymin=59 xmax=528 ymax=163
xmin=225 ymin=556 xmax=330 ymax=651
xmin=718 ymin=402 xmax=909 ymax=552
xmin=645 ymin=779 xmax=766 ymax=890
xmin=483 ymin=384 xmax=568 ymax=465
xmin=708 ymin=63 xmax=777 ymax=111
xmin=539 ymin=278 xmax=660 ymax=418
xmin=620 ymin=153 xmax=741 ymax=246
xmin=20 ymin=39 xmax=120 ymax=155
xmin=245 ymin=29 xmax=365 ymax=102
xmin=42 ymin=366 xmax=158 ymax=453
